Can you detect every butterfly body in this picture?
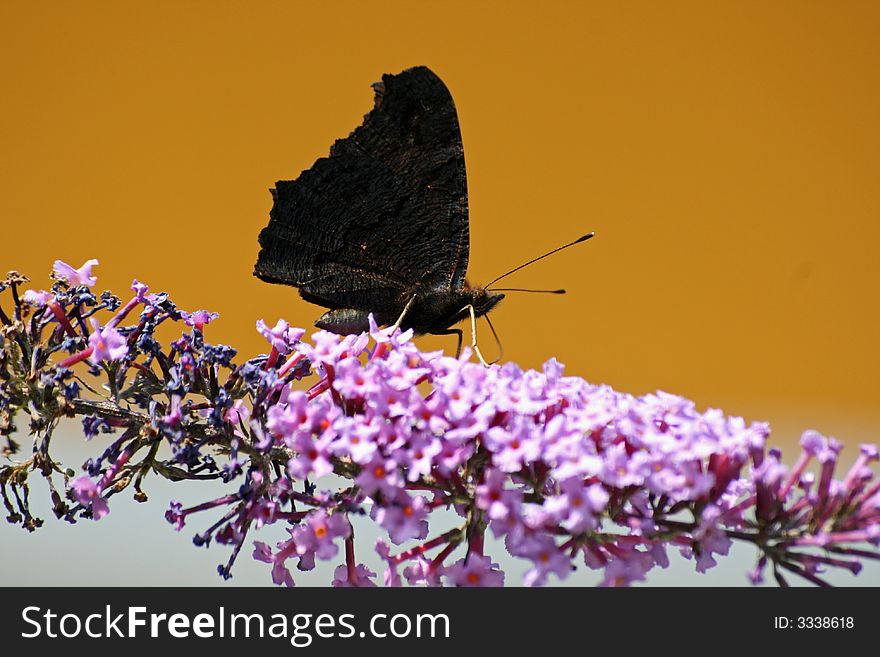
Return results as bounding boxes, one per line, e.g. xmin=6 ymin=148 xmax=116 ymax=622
xmin=255 ymin=66 xmax=501 ymax=338
xmin=312 ymin=283 xmax=503 ymax=336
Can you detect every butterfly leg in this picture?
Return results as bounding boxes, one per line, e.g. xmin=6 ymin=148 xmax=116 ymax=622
xmin=390 ymin=294 xmax=418 ymax=333
xmin=465 ymin=305 xmax=491 ymax=367
xmin=432 ymin=328 xmax=464 ymax=357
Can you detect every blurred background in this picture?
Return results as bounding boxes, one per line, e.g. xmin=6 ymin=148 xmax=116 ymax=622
xmin=1 ymin=1 xmax=878 ymax=586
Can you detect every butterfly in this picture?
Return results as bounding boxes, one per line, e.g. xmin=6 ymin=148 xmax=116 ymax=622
xmin=254 ymin=66 xmax=591 ymax=364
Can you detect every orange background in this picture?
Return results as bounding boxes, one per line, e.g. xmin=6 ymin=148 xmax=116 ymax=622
xmin=2 ymin=1 xmax=878 ymax=450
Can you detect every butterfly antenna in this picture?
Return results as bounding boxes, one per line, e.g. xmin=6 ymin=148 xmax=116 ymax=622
xmin=490 ymin=288 xmax=566 ymax=294
xmin=484 ymin=314 xmax=503 ymax=365
xmin=486 ymin=232 xmax=594 ymax=289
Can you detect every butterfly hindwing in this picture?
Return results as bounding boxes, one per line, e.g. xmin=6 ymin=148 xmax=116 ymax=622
xmin=298 ymin=263 xmax=408 ymax=325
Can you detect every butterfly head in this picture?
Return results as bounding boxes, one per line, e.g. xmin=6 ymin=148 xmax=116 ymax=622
xmin=469 ymin=286 xmax=505 ymax=318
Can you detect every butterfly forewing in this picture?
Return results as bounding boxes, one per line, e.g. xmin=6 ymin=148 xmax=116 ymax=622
xmin=254 ymin=66 xmax=471 ymax=319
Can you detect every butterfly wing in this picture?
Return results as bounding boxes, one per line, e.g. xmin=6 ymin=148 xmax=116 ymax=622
xmin=254 ymin=66 xmax=470 ymax=317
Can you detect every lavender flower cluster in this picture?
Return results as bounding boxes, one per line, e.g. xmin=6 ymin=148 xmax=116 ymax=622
xmin=1 ymin=262 xmax=878 ymax=586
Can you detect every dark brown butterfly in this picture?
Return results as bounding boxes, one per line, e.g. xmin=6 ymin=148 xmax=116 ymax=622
xmin=254 ymin=66 xmax=591 ymax=364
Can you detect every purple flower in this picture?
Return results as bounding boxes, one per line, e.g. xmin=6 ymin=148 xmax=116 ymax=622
xmin=6 ymin=265 xmax=871 ymax=590
xmin=475 ymin=468 xmax=523 ymax=522
xmin=484 ymin=418 xmax=544 ymax=473
xmin=266 ymin=388 xmax=311 ymax=438
xmin=356 ymin=457 xmax=404 ymax=497
xmin=650 ymin=541 xmax=670 ymax=569
xmin=257 ymin=318 xmax=304 ymax=355
xmin=70 ymin=476 xmax=109 ymax=520
xmin=165 ymin=501 xmax=185 ymax=530
xmin=333 ymin=356 xmax=382 ymax=399
xmin=600 ymin=549 xmax=654 ymax=587
xmin=81 ymin=415 xmax=111 ymax=439
xmin=332 ymin=563 xmax=377 ymax=587
xmin=131 ymin=279 xmax=149 ymax=300
xmin=286 ymin=429 xmax=335 ymax=480
xmin=291 ymin=511 xmax=350 ymax=561
xmin=400 ymin=434 xmax=443 ymax=482
xmin=366 ymin=312 xmax=416 ymax=352
xmin=249 ymin=500 xmax=278 ymax=529
xmin=299 ymin=330 xmax=368 ymax=370
xmin=224 ymin=399 xmax=250 ymax=425
xmin=88 ymin=318 xmax=128 ymax=362
xmin=163 ymin=394 xmax=183 ymax=426
xmin=367 ymin=313 xmax=396 ymax=345
xmin=332 ymin=416 xmax=380 ymax=465
xmin=543 ymin=479 xmax=609 ymax=534
xmin=515 ymin=535 xmax=572 ymax=586
xmin=445 ymin=554 xmax=505 ymax=587
xmin=403 ymin=557 xmax=444 ymax=587
xmin=748 ymin=556 xmax=768 ymax=585
xmin=434 ymin=439 xmax=475 ymax=476
xmin=690 ymin=506 xmax=733 ymax=573
xmin=800 ymin=430 xmax=827 ymax=456
xmin=375 ymin=539 xmax=403 ymax=587
xmin=181 ymin=309 xmax=219 ymax=329
xmin=252 ymin=540 xmax=297 ymax=587
xmin=253 ymin=541 xmax=273 ymax=563
xmin=53 ymin=258 xmax=99 ymax=287
xmin=22 ymin=289 xmax=53 ymax=306
xmin=372 ymin=492 xmax=430 ymax=545
xmin=599 ymin=442 xmax=650 ymax=489
xmin=754 ymin=452 xmax=787 ymax=490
